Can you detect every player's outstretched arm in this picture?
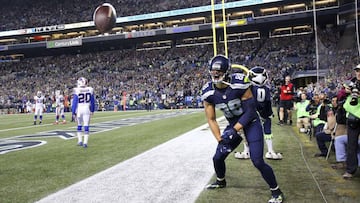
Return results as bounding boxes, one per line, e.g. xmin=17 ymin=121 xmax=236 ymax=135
xmin=204 ymin=100 xmax=222 ymax=142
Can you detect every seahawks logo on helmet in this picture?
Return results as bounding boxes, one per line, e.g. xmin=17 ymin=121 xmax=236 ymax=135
xmin=208 ymin=55 xmax=231 ymax=84
xmin=248 ymin=66 xmax=268 ymax=86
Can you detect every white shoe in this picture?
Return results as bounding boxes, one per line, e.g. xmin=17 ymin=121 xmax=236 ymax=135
xmin=265 ymin=152 xmax=283 ymax=160
xmin=234 ymin=151 xmax=250 ymax=159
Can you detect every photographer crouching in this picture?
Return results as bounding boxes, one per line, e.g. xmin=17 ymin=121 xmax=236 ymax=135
xmin=342 ymin=64 xmax=360 ymax=179
xmin=306 ymin=93 xmax=331 ymax=141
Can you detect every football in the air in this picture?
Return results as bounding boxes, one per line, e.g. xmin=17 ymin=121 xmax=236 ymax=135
xmin=93 ymin=3 xmax=117 ymax=33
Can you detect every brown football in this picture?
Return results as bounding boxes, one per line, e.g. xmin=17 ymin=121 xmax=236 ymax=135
xmin=93 ymin=3 xmax=117 ymax=33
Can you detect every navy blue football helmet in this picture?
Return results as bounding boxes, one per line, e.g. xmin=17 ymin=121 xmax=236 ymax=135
xmin=208 ymin=55 xmax=231 ymax=84
xmin=248 ymin=66 xmax=268 ymax=86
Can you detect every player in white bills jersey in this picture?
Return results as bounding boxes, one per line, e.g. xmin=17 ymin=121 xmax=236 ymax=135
xmin=34 ymin=91 xmax=45 ymax=125
xmin=26 ymin=100 xmax=33 ymax=114
xmin=72 ymin=77 xmax=95 ymax=148
xmin=54 ymin=90 xmax=66 ymax=124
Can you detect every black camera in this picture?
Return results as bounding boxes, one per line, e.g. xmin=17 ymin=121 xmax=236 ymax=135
xmin=308 ymin=100 xmax=318 ymax=115
xmin=350 ymin=88 xmax=359 ymax=106
xmin=350 ymin=82 xmax=360 ymax=106
xmin=323 ymin=98 xmax=331 ymax=105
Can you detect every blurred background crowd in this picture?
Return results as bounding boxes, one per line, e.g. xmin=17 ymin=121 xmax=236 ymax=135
xmin=0 ymin=0 xmax=359 ymax=114
xmin=0 ymin=31 xmax=358 ymax=113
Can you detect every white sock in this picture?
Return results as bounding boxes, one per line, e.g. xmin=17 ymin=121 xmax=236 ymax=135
xmin=266 ymin=139 xmax=274 ymax=153
xmin=84 ymin=134 xmax=89 ymax=145
xmin=243 ymin=142 xmax=249 ymax=153
xmin=77 ymin=132 xmax=83 ymax=143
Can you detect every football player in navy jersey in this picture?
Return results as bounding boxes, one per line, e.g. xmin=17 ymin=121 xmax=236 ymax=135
xmin=201 ymin=55 xmax=283 ymax=203
xmin=235 ymin=66 xmax=283 ymax=160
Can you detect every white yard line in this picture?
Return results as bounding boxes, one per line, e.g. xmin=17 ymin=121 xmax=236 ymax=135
xmin=0 ymin=124 xmax=53 ymax=132
xmin=36 ymin=118 xmax=227 ymax=203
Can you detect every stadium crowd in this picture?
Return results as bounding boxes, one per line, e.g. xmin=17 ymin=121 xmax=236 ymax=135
xmin=0 ymin=0 xmax=242 ymax=31
xmin=0 ymin=28 xmax=359 ymax=113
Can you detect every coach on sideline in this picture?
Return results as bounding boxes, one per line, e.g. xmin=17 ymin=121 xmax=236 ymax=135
xmin=278 ymin=75 xmax=295 ymax=126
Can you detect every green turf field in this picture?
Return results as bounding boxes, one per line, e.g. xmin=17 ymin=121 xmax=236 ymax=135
xmin=0 ymin=109 xmax=359 ymax=203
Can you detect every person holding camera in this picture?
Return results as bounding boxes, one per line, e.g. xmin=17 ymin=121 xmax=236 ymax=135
xmin=342 ymin=64 xmax=360 ymax=179
xmin=331 ymin=94 xmax=350 ymax=170
xmin=314 ymin=96 xmax=338 ymax=157
xmin=306 ymin=93 xmax=325 ymax=137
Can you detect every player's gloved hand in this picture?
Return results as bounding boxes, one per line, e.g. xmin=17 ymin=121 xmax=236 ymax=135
xmin=218 ymin=141 xmax=232 ymax=153
xmin=221 ymin=128 xmax=238 ymax=144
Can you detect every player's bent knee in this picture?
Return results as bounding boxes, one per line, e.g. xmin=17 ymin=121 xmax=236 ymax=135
xmin=251 ymin=157 xmax=266 ymax=169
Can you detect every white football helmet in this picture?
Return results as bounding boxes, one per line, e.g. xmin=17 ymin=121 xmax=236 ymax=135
xmin=77 ymin=77 xmax=88 ymax=88
xmin=248 ymin=66 xmax=268 ymax=86
xmin=37 ymin=91 xmax=42 ymax=97
xmin=55 ymin=90 xmax=61 ymax=96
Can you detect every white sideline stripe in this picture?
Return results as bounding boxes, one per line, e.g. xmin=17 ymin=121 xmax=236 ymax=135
xmin=36 ymin=118 xmax=227 ymax=203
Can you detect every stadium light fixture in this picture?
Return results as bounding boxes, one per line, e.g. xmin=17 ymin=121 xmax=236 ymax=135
xmin=231 ymin=11 xmax=253 ymax=16
xmin=315 ymin=0 xmax=336 ymax=5
xmin=283 ymin=3 xmax=306 ymax=10
xmin=260 ymin=7 xmax=279 ymax=13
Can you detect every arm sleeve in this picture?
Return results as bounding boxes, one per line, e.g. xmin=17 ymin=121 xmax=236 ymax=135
xmin=90 ymin=94 xmax=95 ymax=113
xmin=238 ymin=98 xmax=258 ymax=127
xmin=71 ymin=94 xmax=78 ymax=114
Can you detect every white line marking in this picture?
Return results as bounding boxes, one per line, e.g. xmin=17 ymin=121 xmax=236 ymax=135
xmin=36 ymin=118 xmax=226 ymax=203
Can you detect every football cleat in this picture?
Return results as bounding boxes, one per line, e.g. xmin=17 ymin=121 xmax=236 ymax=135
xmin=83 ymin=144 xmax=88 ymax=148
xmin=234 ymin=151 xmax=250 ymax=159
xmin=265 ymin=152 xmax=283 ymax=160
xmin=77 ymin=142 xmax=83 ymax=146
xmin=39 ymin=121 xmax=42 ymax=125
xmin=33 ymin=121 xmax=36 ymax=125
xmin=206 ymin=179 xmax=226 ymax=189
xmin=343 ymin=172 xmax=353 ymax=179
xmin=268 ymin=193 xmax=284 ymax=203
